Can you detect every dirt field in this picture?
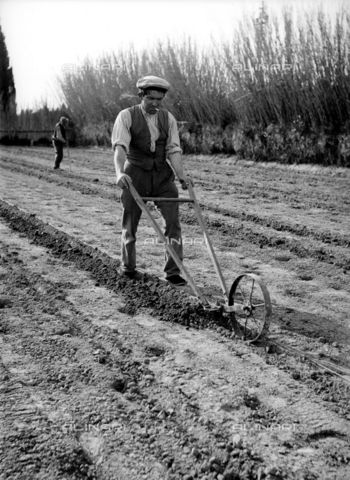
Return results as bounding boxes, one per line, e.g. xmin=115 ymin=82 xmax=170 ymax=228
xmin=0 ymin=146 xmax=349 ymax=480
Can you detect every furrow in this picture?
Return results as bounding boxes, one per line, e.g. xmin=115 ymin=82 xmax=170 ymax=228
xmin=0 ymin=157 xmax=348 ymax=268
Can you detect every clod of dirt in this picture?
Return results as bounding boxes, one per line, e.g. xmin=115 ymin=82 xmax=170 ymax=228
xmin=274 ymin=254 xmax=291 ymax=262
xmin=110 ymin=376 xmax=128 ymax=392
xmin=117 ymin=304 xmax=137 ymax=315
xmin=265 ymin=344 xmax=281 ymax=354
xmin=243 ymin=393 xmax=260 ymax=410
xmin=0 ymin=296 xmax=12 ymax=308
xmin=299 ymin=274 xmax=314 ymax=281
xmin=144 ymin=344 xmax=166 ymax=357
xmin=220 ymin=402 xmax=238 ymax=413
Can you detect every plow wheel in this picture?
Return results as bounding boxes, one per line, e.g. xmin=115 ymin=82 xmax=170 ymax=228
xmin=228 ymin=273 xmax=272 ymax=343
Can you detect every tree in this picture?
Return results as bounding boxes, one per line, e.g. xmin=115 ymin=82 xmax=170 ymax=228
xmin=0 ymin=23 xmax=16 ymax=128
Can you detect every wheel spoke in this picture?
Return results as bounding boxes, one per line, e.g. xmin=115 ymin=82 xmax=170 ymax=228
xmin=243 ymin=317 xmax=248 ymax=340
xmin=250 ymin=312 xmax=260 ymax=328
xmin=249 ymin=279 xmax=255 ymax=305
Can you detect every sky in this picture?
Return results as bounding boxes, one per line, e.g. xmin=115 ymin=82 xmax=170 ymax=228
xmin=0 ymin=0 xmax=347 ymax=111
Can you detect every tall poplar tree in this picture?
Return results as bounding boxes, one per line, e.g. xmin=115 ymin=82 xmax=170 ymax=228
xmin=0 ymin=23 xmax=16 ymax=127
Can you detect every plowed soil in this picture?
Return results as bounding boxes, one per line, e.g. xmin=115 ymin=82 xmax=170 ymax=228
xmin=0 ymin=146 xmax=349 ymax=480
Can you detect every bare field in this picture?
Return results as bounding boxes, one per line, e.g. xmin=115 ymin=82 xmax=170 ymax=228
xmin=0 ymin=146 xmax=349 ymax=480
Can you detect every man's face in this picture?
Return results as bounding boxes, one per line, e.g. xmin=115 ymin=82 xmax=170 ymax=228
xmin=141 ymin=89 xmax=165 ymax=115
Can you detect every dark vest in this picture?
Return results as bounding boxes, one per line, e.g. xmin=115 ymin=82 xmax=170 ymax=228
xmin=127 ymin=105 xmax=169 ymax=171
xmin=52 ymin=122 xmax=66 ymax=143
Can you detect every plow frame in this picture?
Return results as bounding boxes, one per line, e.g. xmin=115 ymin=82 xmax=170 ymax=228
xmin=126 ymin=179 xmax=272 ymax=342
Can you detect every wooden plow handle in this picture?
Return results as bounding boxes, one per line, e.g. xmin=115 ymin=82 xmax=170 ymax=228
xmin=126 ymin=180 xmax=210 ymax=306
xmin=187 ymin=182 xmax=229 ymax=301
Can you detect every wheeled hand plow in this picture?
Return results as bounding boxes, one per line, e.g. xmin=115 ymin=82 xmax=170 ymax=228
xmin=127 ymin=179 xmax=272 ymax=342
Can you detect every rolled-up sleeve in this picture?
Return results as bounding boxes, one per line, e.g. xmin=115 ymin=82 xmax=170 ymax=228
xmin=166 ymin=112 xmax=183 ymax=156
xmin=111 ymin=109 xmax=132 ymax=152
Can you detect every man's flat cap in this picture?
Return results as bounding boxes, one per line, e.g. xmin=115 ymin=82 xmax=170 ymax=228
xmin=136 ymin=75 xmax=170 ymax=92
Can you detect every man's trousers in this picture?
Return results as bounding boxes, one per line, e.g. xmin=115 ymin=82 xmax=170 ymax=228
xmin=53 ymin=140 xmax=64 ymax=168
xmin=120 ymin=162 xmax=183 ymax=277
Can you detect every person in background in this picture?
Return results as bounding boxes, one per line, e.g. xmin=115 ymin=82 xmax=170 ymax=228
xmin=52 ymin=116 xmax=69 ymax=169
xmin=111 ymin=75 xmax=192 ymax=285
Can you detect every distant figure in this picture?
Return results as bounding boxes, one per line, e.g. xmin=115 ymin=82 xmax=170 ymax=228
xmin=52 ymin=116 xmax=69 ymax=169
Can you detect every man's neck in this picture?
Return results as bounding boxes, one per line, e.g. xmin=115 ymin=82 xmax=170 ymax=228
xmin=140 ymin=104 xmax=157 ymax=117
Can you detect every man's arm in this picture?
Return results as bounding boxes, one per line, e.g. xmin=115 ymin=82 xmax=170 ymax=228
xmin=111 ymin=110 xmax=132 ymax=188
xmin=168 ymin=151 xmax=193 ymax=190
xmin=114 ymin=145 xmax=131 ymax=188
xmin=166 ymin=113 xmax=192 ymax=190
xmin=167 ymin=152 xmax=187 ymax=186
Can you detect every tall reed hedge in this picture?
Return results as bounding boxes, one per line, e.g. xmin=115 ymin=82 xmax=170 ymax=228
xmin=58 ymin=6 xmax=350 ymax=165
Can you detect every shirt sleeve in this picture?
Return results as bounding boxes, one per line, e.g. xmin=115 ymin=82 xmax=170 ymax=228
xmin=111 ymin=109 xmax=132 ymax=152
xmin=166 ymin=112 xmax=183 ymax=156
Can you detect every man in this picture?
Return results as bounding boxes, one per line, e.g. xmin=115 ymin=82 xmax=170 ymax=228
xmin=111 ymin=75 xmax=191 ymax=285
xmin=52 ymin=116 xmax=69 ymax=169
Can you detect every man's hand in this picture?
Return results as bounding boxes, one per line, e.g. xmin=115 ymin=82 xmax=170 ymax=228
xmin=116 ymin=173 xmax=132 ymax=189
xmin=179 ymin=176 xmax=194 ymax=190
